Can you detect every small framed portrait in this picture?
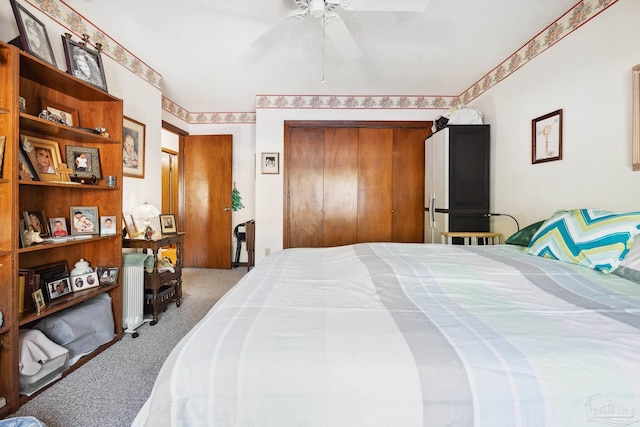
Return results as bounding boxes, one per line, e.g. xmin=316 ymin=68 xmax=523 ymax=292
xmin=18 ymin=146 xmax=38 ymax=181
xmin=123 ymin=213 xmax=140 ymax=238
xmin=10 ymin=0 xmax=57 ymax=67
xmin=65 ymin=145 xmax=102 ymax=179
xmin=71 ymin=271 xmax=99 ymax=292
xmin=532 ymin=109 xmax=563 ymax=164
xmin=49 ymin=217 xmax=69 ymax=239
xmin=70 ymin=206 xmax=99 ymax=235
xmin=23 ymin=210 xmax=49 ymax=238
xmin=62 ymin=36 xmax=108 ymax=92
xmin=96 ymin=267 xmax=119 ymax=286
xmin=32 ymin=289 xmax=46 ymax=314
xmin=123 ymin=116 xmax=146 ymax=178
xmin=21 ymin=135 xmax=65 ymax=182
xmin=0 ymin=136 xmax=5 ymax=178
xmin=40 ymin=98 xmax=79 ymax=127
xmin=46 ymin=277 xmax=72 ymax=300
xmin=261 ymin=152 xmax=279 ymax=174
xmin=159 ymin=214 xmax=177 ymax=234
xmin=100 ymin=215 xmax=117 ymax=236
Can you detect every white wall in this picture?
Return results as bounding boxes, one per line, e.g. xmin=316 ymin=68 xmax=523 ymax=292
xmin=470 ymin=0 xmax=640 ymax=238
xmin=254 ymin=108 xmax=444 ymax=264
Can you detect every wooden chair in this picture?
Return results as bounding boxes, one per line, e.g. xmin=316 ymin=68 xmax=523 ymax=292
xmin=441 ymin=231 xmax=502 ymax=245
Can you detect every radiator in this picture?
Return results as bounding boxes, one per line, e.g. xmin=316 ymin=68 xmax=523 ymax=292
xmin=122 ymin=264 xmax=146 ymax=336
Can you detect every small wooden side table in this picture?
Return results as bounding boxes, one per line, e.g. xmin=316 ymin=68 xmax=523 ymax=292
xmin=441 ymin=231 xmax=502 ymax=245
xmin=122 ymin=232 xmax=185 ymax=324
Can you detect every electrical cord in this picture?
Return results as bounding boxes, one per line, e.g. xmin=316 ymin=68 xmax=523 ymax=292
xmin=484 ymin=213 xmax=520 ymax=231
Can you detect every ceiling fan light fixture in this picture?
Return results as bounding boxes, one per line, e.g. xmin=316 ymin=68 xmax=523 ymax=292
xmin=310 ymin=0 xmax=325 ymax=17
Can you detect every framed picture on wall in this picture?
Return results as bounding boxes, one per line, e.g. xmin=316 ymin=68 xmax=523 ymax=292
xmin=123 ymin=116 xmax=146 ymax=178
xmin=532 ymin=109 xmax=563 ymax=164
xmin=261 ymin=152 xmax=279 ymax=174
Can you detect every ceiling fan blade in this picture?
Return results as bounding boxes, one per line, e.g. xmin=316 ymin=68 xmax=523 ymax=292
xmin=347 ymin=0 xmax=431 ymax=12
xmin=250 ymin=15 xmax=303 ymax=50
xmin=324 ymin=18 xmax=362 ymax=60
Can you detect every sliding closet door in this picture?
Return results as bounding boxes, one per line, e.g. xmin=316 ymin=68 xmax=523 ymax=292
xmin=286 ymin=127 xmax=324 ymax=248
xmin=392 ymin=127 xmax=428 ymax=242
xmin=358 ymin=128 xmax=393 ymax=242
xmin=323 ymin=128 xmax=359 ymax=246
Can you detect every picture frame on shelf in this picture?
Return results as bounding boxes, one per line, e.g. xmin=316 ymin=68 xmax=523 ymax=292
xmin=19 ymin=219 xmax=26 ymax=248
xmin=69 ymin=206 xmax=99 ymax=235
xmin=61 ymin=35 xmax=108 ymax=92
xmin=532 ymin=109 xmax=563 ymax=164
xmin=32 ymin=289 xmax=46 ymax=314
xmin=123 ymin=116 xmax=145 ymax=178
xmin=40 ymin=98 xmax=79 ymax=127
xmin=123 ymin=212 xmax=140 ymax=238
xmin=0 ymin=136 xmax=5 ymax=178
xmin=21 ymin=135 xmax=65 ymax=182
xmin=45 ymin=277 xmax=72 ymax=300
xmin=49 ymin=217 xmax=69 ymax=239
xmin=10 ymin=0 xmax=57 ymax=67
xmin=159 ymin=214 xmax=177 ymax=234
xmin=261 ymin=152 xmax=279 ymax=174
xmin=96 ymin=267 xmax=119 ymax=286
xmin=65 ymin=145 xmax=102 ymax=179
xmin=18 ymin=146 xmax=38 ymax=181
xmin=100 ymin=215 xmax=117 ymax=236
xmin=71 ymin=271 xmax=99 ymax=292
xmin=23 ymin=210 xmax=49 ymax=238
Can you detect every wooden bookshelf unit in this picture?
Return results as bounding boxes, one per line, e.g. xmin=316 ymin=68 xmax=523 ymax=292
xmin=0 ymin=41 xmax=123 ymax=416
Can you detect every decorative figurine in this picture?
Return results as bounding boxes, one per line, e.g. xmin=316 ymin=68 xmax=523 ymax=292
xmin=22 ymin=229 xmax=43 ymax=246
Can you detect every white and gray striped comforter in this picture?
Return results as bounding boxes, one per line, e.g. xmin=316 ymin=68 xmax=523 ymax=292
xmin=132 ymin=243 xmax=640 ymax=427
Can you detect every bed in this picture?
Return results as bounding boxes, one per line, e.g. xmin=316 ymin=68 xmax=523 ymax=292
xmin=132 ymin=209 xmax=640 ymax=427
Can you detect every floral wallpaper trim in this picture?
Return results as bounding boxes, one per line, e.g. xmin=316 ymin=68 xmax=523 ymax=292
xmin=27 ymin=0 xmax=162 ymax=89
xmin=25 ymin=0 xmax=619 ymax=124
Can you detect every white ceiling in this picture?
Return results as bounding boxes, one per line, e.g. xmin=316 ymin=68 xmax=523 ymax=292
xmin=63 ymin=0 xmax=579 ymax=113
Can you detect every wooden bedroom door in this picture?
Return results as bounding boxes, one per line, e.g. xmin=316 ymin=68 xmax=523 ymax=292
xmin=183 ymin=134 xmax=233 ymax=268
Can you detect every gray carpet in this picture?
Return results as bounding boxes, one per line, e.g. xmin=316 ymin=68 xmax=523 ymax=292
xmin=11 ymin=268 xmax=246 ymax=427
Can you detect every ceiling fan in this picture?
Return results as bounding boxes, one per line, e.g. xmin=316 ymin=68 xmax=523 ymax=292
xmin=251 ymin=0 xmax=431 ymax=61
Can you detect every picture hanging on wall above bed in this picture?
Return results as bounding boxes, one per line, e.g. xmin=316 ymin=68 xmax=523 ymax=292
xmin=532 ymin=109 xmax=563 ymax=164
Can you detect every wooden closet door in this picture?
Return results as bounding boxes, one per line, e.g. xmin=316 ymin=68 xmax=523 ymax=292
xmin=357 ymin=128 xmax=393 ymax=242
xmin=392 ymin=127 xmax=428 ymax=242
xmin=286 ymin=127 xmax=324 ymax=248
xmin=322 ymin=128 xmax=358 ymax=246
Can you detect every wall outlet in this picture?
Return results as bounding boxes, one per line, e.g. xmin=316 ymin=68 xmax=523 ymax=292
xmin=265 ymin=248 xmax=271 ymax=256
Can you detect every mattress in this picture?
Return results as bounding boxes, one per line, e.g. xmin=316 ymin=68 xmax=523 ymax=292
xmin=132 ymin=243 xmax=640 ymax=426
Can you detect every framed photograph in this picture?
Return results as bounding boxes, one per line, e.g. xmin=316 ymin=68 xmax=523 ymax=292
xmin=19 ymin=219 xmax=26 ymax=248
xmin=40 ymin=98 xmax=79 ymax=127
xmin=23 ymin=210 xmax=49 ymax=238
xmin=159 ymin=214 xmax=177 ymax=234
xmin=261 ymin=152 xmax=279 ymax=174
xmin=61 ymin=36 xmax=108 ymax=91
xmin=45 ymin=276 xmax=72 ymax=300
xmin=49 ymin=217 xmax=69 ymax=238
xmin=532 ymin=109 xmax=563 ymax=164
xmin=18 ymin=146 xmax=38 ymax=181
xmin=10 ymin=0 xmax=57 ymax=67
xmin=71 ymin=271 xmax=99 ymax=292
xmin=20 ymin=135 xmax=65 ymax=181
xmin=0 ymin=136 xmax=5 ymax=178
xmin=70 ymin=206 xmax=99 ymax=235
xmin=97 ymin=267 xmax=119 ymax=286
xmin=65 ymin=145 xmax=101 ymax=179
xmin=123 ymin=116 xmax=145 ymax=178
xmin=32 ymin=289 xmax=46 ymax=314
xmin=100 ymin=215 xmax=117 ymax=236
xmin=123 ymin=213 xmax=140 ymax=238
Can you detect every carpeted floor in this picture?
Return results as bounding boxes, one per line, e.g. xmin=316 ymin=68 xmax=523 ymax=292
xmin=10 ymin=268 xmax=246 ymax=427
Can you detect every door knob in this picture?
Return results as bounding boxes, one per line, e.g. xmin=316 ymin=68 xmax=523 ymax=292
xmin=224 ymin=207 xmax=230 ymax=211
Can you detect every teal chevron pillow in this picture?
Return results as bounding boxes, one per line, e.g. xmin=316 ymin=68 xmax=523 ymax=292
xmin=525 ymin=209 xmax=640 ymax=273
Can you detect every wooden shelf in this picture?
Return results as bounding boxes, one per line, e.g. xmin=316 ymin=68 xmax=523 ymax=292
xmin=0 ymin=40 xmax=124 ymax=414
xmin=19 ymin=284 xmax=118 ymax=326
